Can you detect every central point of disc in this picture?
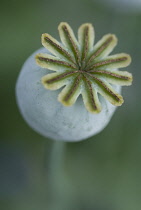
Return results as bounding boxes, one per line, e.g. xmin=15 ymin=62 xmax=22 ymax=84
xmin=79 ymin=70 xmax=84 ymax=73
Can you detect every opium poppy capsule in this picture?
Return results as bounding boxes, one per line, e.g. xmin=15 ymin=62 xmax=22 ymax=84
xmin=16 ymin=23 xmax=132 ymax=142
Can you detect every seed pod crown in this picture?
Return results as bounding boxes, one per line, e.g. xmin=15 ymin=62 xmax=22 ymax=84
xmin=36 ymin=22 xmax=132 ymax=113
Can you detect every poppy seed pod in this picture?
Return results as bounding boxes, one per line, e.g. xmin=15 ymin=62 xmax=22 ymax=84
xmin=16 ymin=23 xmax=132 ymax=142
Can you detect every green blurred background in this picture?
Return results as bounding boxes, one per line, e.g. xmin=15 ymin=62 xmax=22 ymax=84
xmin=0 ymin=0 xmax=141 ymax=209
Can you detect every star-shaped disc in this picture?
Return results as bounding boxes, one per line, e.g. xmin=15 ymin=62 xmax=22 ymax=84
xmin=36 ymin=22 xmax=132 ymax=113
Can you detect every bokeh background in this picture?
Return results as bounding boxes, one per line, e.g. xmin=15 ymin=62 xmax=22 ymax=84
xmin=0 ymin=0 xmax=141 ymax=209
